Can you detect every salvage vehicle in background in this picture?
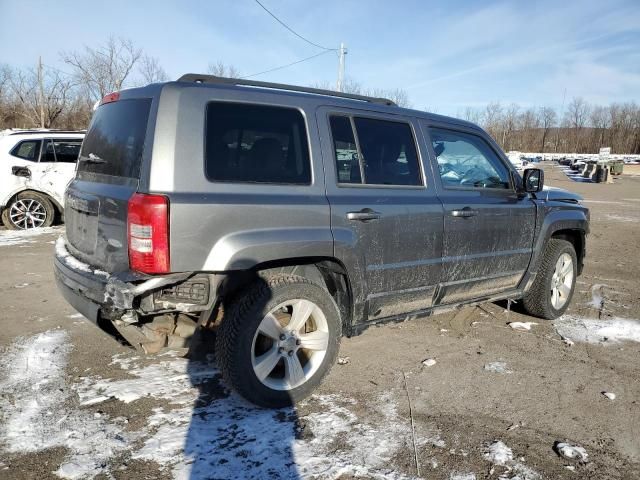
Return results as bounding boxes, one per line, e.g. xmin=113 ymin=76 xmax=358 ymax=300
xmin=0 ymin=130 xmax=84 ymax=229
xmin=54 ymin=76 xmax=589 ymax=407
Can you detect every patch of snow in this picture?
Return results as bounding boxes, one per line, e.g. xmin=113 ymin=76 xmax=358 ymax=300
xmin=0 ymin=226 xmax=61 ymax=246
xmin=554 ymin=315 xmax=640 ymax=344
xmin=450 ymin=473 xmax=476 ymax=480
xmin=484 ymin=361 xmax=512 ymax=374
xmin=79 ymin=354 xmax=420 ymax=479
xmin=589 ymin=284 xmax=606 ymax=309
xmin=484 ymin=441 xmax=540 ymax=479
xmin=0 ymin=330 xmax=128 ymax=479
xmin=77 ymin=354 xmax=214 ymax=405
xmin=484 ymin=441 xmax=513 ymax=465
xmin=55 ymin=236 xmax=109 ymax=278
xmin=554 ymin=442 xmax=588 ymax=462
xmin=508 ymin=322 xmax=537 ymax=331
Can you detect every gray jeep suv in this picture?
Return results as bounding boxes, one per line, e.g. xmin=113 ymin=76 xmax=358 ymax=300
xmin=54 ymin=75 xmax=589 ymax=407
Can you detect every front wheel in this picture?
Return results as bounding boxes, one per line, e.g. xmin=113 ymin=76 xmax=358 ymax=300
xmin=522 ymin=239 xmax=577 ymax=319
xmin=215 ymin=274 xmax=341 ymax=408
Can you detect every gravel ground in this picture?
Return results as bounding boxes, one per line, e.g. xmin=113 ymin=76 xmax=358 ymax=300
xmin=0 ymin=163 xmax=638 ymax=480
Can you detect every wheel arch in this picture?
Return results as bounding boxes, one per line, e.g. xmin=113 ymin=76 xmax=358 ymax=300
xmin=550 ymin=228 xmax=585 ymax=275
xmin=216 ymin=256 xmax=355 ymax=337
xmin=1 ymin=188 xmax=62 ymax=225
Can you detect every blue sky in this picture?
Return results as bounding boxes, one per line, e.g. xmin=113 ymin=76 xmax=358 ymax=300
xmin=1 ymin=0 xmax=639 ymax=115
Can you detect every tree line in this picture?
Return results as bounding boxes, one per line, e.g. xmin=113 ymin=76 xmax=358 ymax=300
xmin=459 ymin=98 xmax=640 ymax=155
xmin=1 ymin=37 xmax=638 ymax=154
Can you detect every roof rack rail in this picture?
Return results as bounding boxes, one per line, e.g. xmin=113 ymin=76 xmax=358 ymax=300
xmin=177 ymin=73 xmax=397 ymax=106
xmin=8 ymin=129 xmax=86 ymax=135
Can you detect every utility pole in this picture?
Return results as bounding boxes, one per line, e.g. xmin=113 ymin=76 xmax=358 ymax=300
xmin=336 ymin=42 xmax=347 ymax=92
xmin=37 ymin=56 xmax=45 ymax=128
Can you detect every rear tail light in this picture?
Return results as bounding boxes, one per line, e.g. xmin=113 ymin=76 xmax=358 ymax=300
xmin=128 ymin=193 xmax=169 ymax=274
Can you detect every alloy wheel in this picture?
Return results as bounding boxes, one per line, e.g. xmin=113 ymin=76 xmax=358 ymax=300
xmin=251 ymin=299 xmax=329 ymax=391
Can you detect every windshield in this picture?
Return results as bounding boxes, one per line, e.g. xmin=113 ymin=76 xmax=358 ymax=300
xmin=78 ymin=98 xmax=151 ymax=178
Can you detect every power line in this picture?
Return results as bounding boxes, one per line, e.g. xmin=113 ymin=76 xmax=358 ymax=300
xmin=253 ymin=0 xmax=337 ymax=51
xmin=242 ymin=50 xmax=333 ymax=79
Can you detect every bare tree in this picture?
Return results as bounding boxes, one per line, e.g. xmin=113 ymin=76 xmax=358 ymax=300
xmin=589 ymin=106 xmax=609 ymax=151
xmin=139 ymin=55 xmax=169 ymax=84
xmin=538 ymin=107 xmax=557 ymax=152
xmin=62 ymin=37 xmax=142 ymax=101
xmin=501 ymin=103 xmax=520 ymax=150
xmin=8 ymin=66 xmax=75 ymax=128
xmin=311 ymin=78 xmax=411 ymax=107
xmin=207 ymin=61 xmax=241 ymax=78
xmin=462 ymin=107 xmax=483 ymax=124
xmin=566 ymin=97 xmax=590 ymax=152
xmin=483 ymin=102 xmax=503 ymax=143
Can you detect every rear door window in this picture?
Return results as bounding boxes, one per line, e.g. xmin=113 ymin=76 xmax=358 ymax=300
xmin=10 ymin=140 xmax=41 ymax=161
xmin=329 ymin=115 xmax=422 ymax=186
xmin=205 ymin=102 xmax=311 ymax=184
xmin=78 ymin=98 xmax=151 ymax=178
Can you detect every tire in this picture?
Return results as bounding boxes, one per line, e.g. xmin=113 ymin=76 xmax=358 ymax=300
xmin=1 ymin=191 xmax=55 ymax=230
xmin=215 ymin=273 xmax=341 ymax=408
xmin=522 ymin=239 xmax=577 ymax=320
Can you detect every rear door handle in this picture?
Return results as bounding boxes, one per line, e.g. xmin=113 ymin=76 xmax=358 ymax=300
xmin=347 ymin=209 xmax=381 ymax=222
xmin=450 ymin=207 xmax=478 ymax=218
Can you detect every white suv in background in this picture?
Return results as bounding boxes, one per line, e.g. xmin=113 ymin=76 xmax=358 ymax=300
xmin=0 ymin=130 xmax=84 ymax=229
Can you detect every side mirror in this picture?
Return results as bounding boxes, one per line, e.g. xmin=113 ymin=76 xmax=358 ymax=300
xmin=11 ymin=166 xmax=31 ymax=178
xmin=523 ymin=168 xmax=544 ymax=193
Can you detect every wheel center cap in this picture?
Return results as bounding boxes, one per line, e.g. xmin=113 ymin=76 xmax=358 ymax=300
xmin=281 ymin=336 xmax=297 ymax=351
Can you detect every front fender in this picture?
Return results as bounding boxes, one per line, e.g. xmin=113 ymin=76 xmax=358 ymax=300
xmin=201 ymin=227 xmax=334 ymax=271
xmin=527 ymin=202 xmax=589 ymax=279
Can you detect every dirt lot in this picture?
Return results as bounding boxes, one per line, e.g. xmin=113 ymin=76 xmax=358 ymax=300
xmin=0 ymin=163 xmax=638 ymax=480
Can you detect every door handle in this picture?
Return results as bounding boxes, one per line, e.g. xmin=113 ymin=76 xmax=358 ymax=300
xmin=450 ymin=207 xmax=478 ymax=218
xmin=347 ymin=209 xmax=381 ymax=222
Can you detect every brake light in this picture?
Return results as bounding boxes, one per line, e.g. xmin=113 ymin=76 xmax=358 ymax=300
xmin=128 ymin=193 xmax=169 ymax=274
xmin=100 ymin=91 xmax=120 ymax=105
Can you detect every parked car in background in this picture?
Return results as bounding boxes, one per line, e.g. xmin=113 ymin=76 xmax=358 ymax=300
xmin=506 ymin=151 xmax=528 ymax=172
xmin=54 ymin=76 xmax=589 ymax=408
xmin=0 ymin=130 xmax=84 ymax=229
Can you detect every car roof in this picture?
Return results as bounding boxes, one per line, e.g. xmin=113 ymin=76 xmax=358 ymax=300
xmin=177 ymin=76 xmax=480 ymax=130
xmin=122 ymin=75 xmax=481 ymax=133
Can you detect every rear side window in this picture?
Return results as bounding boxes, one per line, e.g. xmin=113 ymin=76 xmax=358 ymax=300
xmin=10 ymin=140 xmax=41 ymax=161
xmin=329 ymin=115 xmax=422 ymax=186
xmin=53 ymin=140 xmax=82 ymax=163
xmin=205 ymin=102 xmax=311 ymax=184
xmin=79 ymin=98 xmax=151 ymax=178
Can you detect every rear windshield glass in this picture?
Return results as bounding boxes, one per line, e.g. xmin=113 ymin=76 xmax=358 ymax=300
xmin=205 ymin=102 xmax=311 ymax=184
xmin=78 ymin=98 xmax=151 ymax=178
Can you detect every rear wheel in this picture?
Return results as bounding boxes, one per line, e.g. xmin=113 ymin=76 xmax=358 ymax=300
xmin=1 ymin=192 xmax=55 ymax=230
xmin=522 ymin=238 xmax=577 ymax=319
xmin=215 ymin=274 xmax=341 ymax=408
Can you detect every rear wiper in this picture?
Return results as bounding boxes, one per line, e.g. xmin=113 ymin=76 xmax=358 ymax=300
xmin=80 ymin=153 xmax=107 ymax=164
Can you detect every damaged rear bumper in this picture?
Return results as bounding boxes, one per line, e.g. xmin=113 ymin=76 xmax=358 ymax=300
xmin=54 ymin=237 xmax=216 ymax=325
